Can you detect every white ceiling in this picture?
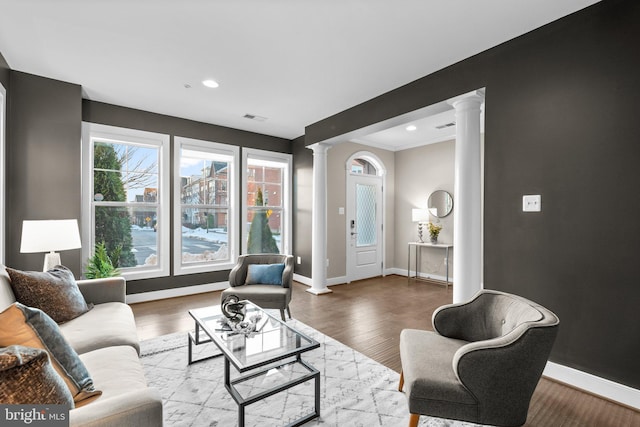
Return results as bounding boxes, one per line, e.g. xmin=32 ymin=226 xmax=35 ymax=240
xmin=353 ymin=109 xmax=470 ymax=152
xmin=0 ymin=0 xmax=600 ymax=142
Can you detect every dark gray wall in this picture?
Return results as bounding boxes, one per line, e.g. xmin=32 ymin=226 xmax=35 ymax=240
xmin=0 ymin=51 xmax=9 ymax=90
xmin=6 ymin=72 xmax=82 ymax=273
xmin=83 ymin=101 xmax=292 ymax=153
xmin=303 ymin=0 xmax=640 ymax=389
xmin=1 ymin=51 xmax=8 ymax=265
xmin=83 ymin=100 xmax=292 ymax=294
xmin=292 ymin=136 xmax=312 ymax=277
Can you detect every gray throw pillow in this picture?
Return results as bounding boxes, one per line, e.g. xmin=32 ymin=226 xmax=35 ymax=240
xmin=6 ymin=265 xmax=92 ymax=323
xmin=0 ymin=345 xmax=74 ymax=406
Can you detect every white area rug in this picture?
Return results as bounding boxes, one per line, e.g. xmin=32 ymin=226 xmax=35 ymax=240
xmin=140 ymin=317 xmax=477 ymax=427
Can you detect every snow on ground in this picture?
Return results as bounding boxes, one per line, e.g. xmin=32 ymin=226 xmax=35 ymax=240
xmin=181 ymin=227 xmax=228 ymax=244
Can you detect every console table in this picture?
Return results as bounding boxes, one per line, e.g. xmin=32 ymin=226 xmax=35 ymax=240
xmin=407 ymin=242 xmax=453 ymax=289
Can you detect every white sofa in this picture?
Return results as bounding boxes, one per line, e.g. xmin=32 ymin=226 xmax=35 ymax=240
xmin=0 ymin=265 xmax=163 ymax=427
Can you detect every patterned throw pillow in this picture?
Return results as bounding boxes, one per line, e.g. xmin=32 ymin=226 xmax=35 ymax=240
xmin=246 ymin=263 xmax=285 ymax=285
xmin=0 ymin=345 xmax=74 ymax=406
xmin=6 ymin=265 xmax=92 ymax=323
xmin=0 ymin=303 xmax=101 ymax=404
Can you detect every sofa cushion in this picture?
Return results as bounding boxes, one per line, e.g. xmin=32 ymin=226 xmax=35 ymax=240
xmin=0 ymin=303 xmax=101 ymax=403
xmin=400 ymin=329 xmax=477 ymax=419
xmin=246 ymin=263 xmax=285 ymax=285
xmin=70 ymin=345 xmax=163 ymax=426
xmin=78 ymin=345 xmax=148 ymax=402
xmin=0 ymin=345 xmax=74 ymax=406
xmin=60 ymin=302 xmax=140 ymax=355
xmin=6 ymin=265 xmax=92 ymax=323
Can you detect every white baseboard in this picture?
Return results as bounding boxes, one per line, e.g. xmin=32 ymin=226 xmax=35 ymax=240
xmin=293 ymin=273 xmax=346 ymax=287
xmin=327 ymin=275 xmax=347 ymax=286
xmin=384 ymin=267 xmax=401 ymax=276
xmin=543 ymin=361 xmax=640 ymax=410
xmin=391 ymin=268 xmax=449 ymax=283
xmin=126 ymin=281 xmax=228 ymax=304
xmin=293 ymin=273 xmax=312 ymax=287
xmin=296 ymin=270 xmax=447 ymax=285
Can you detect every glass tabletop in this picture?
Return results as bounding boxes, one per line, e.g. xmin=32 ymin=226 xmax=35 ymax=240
xmin=189 ymin=302 xmax=319 ymax=372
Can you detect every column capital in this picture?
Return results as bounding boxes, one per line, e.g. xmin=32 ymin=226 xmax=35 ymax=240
xmin=448 ymin=89 xmax=485 ymax=111
xmin=308 ymin=142 xmax=332 ymax=154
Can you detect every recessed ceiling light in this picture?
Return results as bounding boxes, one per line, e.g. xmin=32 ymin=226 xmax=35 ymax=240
xmin=406 ymin=125 xmax=417 ymax=132
xmin=202 ymin=79 xmax=219 ymax=88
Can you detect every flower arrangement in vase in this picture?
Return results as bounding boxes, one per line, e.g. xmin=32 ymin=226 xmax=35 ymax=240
xmin=428 ymin=222 xmax=442 ymax=244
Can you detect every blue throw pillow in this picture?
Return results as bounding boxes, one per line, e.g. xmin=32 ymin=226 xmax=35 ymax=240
xmin=246 ymin=263 xmax=285 ymax=285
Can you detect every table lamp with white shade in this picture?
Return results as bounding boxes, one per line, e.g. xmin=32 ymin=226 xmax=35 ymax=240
xmin=20 ymin=219 xmax=82 ymax=271
xmin=411 ymin=209 xmax=430 ymax=243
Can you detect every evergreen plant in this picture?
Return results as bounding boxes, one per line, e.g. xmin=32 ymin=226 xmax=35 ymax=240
xmin=247 ymin=188 xmax=279 ymax=253
xmin=85 ymin=241 xmax=121 ymax=278
xmin=93 ymin=143 xmax=136 ymax=267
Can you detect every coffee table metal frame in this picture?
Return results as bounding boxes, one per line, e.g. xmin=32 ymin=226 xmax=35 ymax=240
xmin=188 ymin=303 xmax=320 ymax=427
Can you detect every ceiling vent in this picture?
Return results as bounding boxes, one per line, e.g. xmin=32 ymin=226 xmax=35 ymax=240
xmin=243 ymin=114 xmax=268 ymax=122
xmin=435 ymin=122 xmax=456 ymax=130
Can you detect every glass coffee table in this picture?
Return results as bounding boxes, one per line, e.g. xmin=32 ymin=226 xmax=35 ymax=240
xmin=188 ymin=302 xmax=320 ymax=427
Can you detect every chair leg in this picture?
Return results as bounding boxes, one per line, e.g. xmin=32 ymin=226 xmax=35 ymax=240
xmin=286 ymin=306 xmax=292 ymax=319
xmin=400 ymin=371 xmax=420 ymax=427
xmin=279 ymin=309 xmax=286 ymax=321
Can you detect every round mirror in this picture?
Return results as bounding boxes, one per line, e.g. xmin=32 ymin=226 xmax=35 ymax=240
xmin=428 ymin=190 xmax=453 ymax=218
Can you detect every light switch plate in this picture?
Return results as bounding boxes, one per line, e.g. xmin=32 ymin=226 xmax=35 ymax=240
xmin=522 ymin=195 xmax=541 ymax=212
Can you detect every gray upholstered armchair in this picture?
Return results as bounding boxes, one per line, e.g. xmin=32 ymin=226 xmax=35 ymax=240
xmin=398 ymin=289 xmax=559 ymax=427
xmin=221 ymin=254 xmax=294 ymax=321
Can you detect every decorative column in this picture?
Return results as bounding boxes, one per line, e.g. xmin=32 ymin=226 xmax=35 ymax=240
xmin=308 ymin=143 xmax=332 ymax=295
xmin=450 ymin=92 xmax=484 ymax=303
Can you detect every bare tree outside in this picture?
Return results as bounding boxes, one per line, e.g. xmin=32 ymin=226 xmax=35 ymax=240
xmin=116 ymin=145 xmax=157 ymax=190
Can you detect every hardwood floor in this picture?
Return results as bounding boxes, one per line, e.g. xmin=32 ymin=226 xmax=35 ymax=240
xmin=131 ymin=275 xmax=639 ymax=426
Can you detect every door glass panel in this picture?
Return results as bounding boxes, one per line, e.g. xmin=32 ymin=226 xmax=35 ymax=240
xmin=356 ymin=183 xmax=376 ymax=247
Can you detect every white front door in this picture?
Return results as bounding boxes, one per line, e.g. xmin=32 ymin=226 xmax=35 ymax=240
xmin=346 ymin=174 xmax=383 ymax=282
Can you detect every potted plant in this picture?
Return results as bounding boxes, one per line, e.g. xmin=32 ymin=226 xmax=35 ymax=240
xmin=85 ymin=241 xmax=121 ymax=279
xmin=428 ymin=222 xmax=442 ymax=244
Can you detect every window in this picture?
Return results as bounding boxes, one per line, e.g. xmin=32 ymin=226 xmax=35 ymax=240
xmin=82 ymin=123 xmax=170 ymax=280
xmin=242 ymin=148 xmax=292 ymax=255
xmin=350 ymin=158 xmax=378 ymax=175
xmin=174 ymin=137 xmax=239 ymax=274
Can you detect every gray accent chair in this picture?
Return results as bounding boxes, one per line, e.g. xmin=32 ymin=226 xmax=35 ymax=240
xmin=398 ymin=289 xmax=559 ymax=427
xmin=221 ymin=254 xmax=294 ymax=321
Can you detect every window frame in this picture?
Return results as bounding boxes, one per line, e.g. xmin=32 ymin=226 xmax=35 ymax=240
xmin=241 ymin=148 xmax=292 ymax=255
xmin=173 ymin=136 xmax=239 ymax=275
xmin=81 ymin=122 xmax=170 ymax=280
